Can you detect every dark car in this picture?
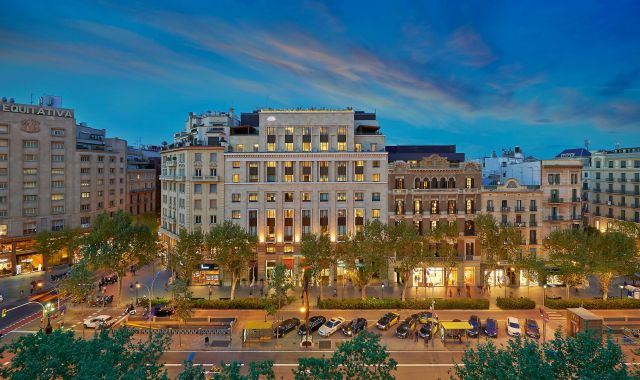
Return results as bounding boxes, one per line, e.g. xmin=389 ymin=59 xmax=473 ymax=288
xmin=483 ymin=318 xmax=498 ymax=338
xmin=524 ymin=319 xmax=540 ymax=339
xmin=395 ymin=316 xmax=417 ymax=339
xmin=154 ymin=305 xmax=174 ymax=317
xmin=376 ymin=312 xmax=400 ymax=330
xmin=417 ymin=311 xmax=438 ymax=324
xmin=418 ymin=321 xmax=438 ymax=340
xmin=297 ymin=316 xmax=326 ymax=336
xmin=274 ymin=318 xmax=300 ymax=338
xmin=467 ymin=315 xmax=480 ymax=337
xmin=342 ymin=318 xmax=367 ymax=337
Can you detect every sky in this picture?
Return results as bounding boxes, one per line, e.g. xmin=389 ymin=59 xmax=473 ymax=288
xmin=1 ymin=0 xmax=639 ymax=159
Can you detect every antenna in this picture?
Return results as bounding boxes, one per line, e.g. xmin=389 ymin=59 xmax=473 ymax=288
xmin=584 ymin=139 xmax=590 ymax=150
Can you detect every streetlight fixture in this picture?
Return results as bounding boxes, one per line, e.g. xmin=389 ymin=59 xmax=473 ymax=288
xmin=543 ymin=284 xmax=547 ymax=307
xmin=381 ymin=283 xmax=385 ymax=299
xmin=131 ymin=281 xmax=153 ymax=338
xmin=208 ymin=284 xmax=212 ymax=301
xmin=619 ymin=284 xmax=624 ymax=299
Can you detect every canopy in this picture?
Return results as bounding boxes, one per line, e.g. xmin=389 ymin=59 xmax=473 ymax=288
xmin=440 ymin=321 xmax=473 ymax=330
xmin=243 ymin=321 xmax=273 ymax=330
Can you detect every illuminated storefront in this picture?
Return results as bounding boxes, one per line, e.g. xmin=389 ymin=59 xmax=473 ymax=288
xmin=412 ymin=267 xmax=457 ymax=286
xmin=191 ymin=263 xmax=221 ymax=286
xmin=463 ymin=267 xmax=476 ymax=285
xmin=519 ymin=270 xmax=539 ymax=287
xmin=0 ymin=243 xmax=13 ymax=276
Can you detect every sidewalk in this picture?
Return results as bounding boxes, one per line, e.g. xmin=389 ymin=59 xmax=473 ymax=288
xmin=0 ymin=266 xmax=69 ymax=304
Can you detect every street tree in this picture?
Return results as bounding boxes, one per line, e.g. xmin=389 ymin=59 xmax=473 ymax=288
xmin=81 ymin=211 xmax=158 ymax=306
xmin=0 ymin=328 xmax=170 ymax=380
xmin=34 ymin=228 xmax=82 ymax=266
xmin=172 ymin=278 xmax=193 ymax=347
xmin=292 ymin=331 xmax=397 ymax=380
xmin=212 ymin=361 xmax=275 ymax=380
xmin=543 ymin=229 xmax=592 ymax=298
xmin=590 ymin=231 xmax=638 ymax=300
xmin=205 ymin=221 xmax=257 ymax=300
xmin=58 ymin=260 xmax=96 ymax=304
xmin=474 ymin=214 xmax=522 ymax=294
xmin=177 ymin=361 xmax=205 ymax=380
xmin=300 ymin=233 xmax=333 ymax=300
xmin=172 ymin=229 xmax=204 ymax=281
xmin=452 ymin=331 xmax=635 ymax=380
xmin=387 ymin=220 xmax=425 ymax=301
xmin=338 ymin=220 xmax=389 ymax=300
xmin=268 ymin=263 xmax=292 ymax=319
xmin=424 ymin=220 xmax=460 ymax=299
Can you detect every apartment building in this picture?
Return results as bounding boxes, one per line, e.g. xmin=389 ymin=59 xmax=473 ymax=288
xmin=126 ymin=146 xmax=161 ymax=216
xmin=388 ymin=155 xmax=482 ymax=287
xmin=481 ymin=179 xmax=543 ymax=287
xmin=586 ymin=147 xmax=640 ymax=231
xmin=540 ymin=159 xmax=583 ymax=237
xmin=159 ymin=111 xmax=230 ymax=285
xmin=224 ymin=109 xmax=387 ymax=285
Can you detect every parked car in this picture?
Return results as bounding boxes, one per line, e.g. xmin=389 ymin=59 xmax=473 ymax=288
xmin=467 ymin=315 xmax=480 ymax=337
xmin=395 ymin=316 xmax=418 ymax=339
xmin=376 ymin=312 xmax=400 ymax=330
xmin=418 ymin=321 xmax=438 ymax=340
xmin=274 ymin=318 xmax=300 ymax=338
xmin=524 ymin=319 xmax=540 ymax=339
xmin=446 ymin=319 xmax=464 ymax=340
xmin=318 ymin=317 xmax=345 ymax=337
xmin=341 ymin=318 xmax=368 ymax=337
xmin=297 ymin=316 xmax=326 ymax=336
xmin=483 ymin=318 xmax=498 ymax=338
xmin=154 ymin=305 xmax=175 ymax=317
xmin=506 ymin=317 xmax=521 ymax=337
xmin=417 ymin=311 xmax=438 ymax=324
xmin=83 ymin=315 xmax=114 ymax=329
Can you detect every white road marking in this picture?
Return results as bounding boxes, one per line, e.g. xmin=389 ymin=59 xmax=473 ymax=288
xmin=164 ymin=349 xmax=466 ymax=353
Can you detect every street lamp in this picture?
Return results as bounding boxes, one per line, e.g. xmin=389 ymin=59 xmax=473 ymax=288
xmin=381 ymin=283 xmax=385 ymax=299
xmin=208 ymin=284 xmax=212 ymax=301
xmin=44 ymin=302 xmax=55 ymax=335
xmin=543 ymin=284 xmax=547 ymax=307
xmin=132 ymin=282 xmax=153 ymax=337
xmin=619 ymin=284 xmax=624 ymax=299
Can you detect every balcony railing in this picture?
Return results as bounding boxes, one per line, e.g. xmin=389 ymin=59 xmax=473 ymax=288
xmin=530 ymin=239 xmax=538 ymax=245
xmin=617 ymin=178 xmax=627 ymax=183
xmin=571 ymin=197 xmax=581 ymax=202
xmin=530 ymin=206 xmax=538 ymax=212
xmin=631 ymin=177 xmax=640 ymax=183
xmin=514 ymin=222 xmax=527 ymax=227
xmin=514 ymin=206 xmax=525 ymax=212
xmin=593 ymin=188 xmax=602 ymax=193
xmin=547 ymin=197 xmax=564 ymax=203
xmin=486 ymin=206 xmax=495 ymax=212
xmin=545 ymin=215 xmax=565 ymax=221
xmin=618 ymin=202 xmax=626 ymax=207
xmin=530 ymin=221 xmax=538 ymax=227
xmin=501 ymin=206 xmax=511 ymax=212
xmin=606 ymin=177 xmax=614 ymax=182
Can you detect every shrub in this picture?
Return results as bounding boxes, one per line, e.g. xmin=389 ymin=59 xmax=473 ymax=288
xmin=149 ymin=296 xmax=294 ymax=309
xmin=318 ymin=298 xmax=489 ymax=310
xmin=496 ymin=297 xmax=536 ymax=309
xmin=544 ymin=297 xmax=640 ymax=309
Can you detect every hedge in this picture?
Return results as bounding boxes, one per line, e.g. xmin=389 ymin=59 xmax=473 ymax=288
xmin=544 ymin=297 xmax=640 ymax=310
xmin=496 ymin=297 xmax=536 ymax=309
xmin=147 ymin=296 xmax=294 ymax=309
xmin=318 ymin=298 xmax=489 ymax=310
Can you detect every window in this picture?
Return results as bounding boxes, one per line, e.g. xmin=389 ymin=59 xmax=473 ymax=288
xmin=431 ymin=200 xmax=439 ymax=214
xmin=232 ymin=161 xmax=240 ymax=168
xmin=302 ymin=192 xmax=311 ymax=202
xmin=194 ymin=153 xmax=202 ymax=162
xmin=337 ymin=209 xmax=347 ymax=239
xmin=302 ymin=127 xmax=311 ymax=152
xmin=194 ymin=184 xmax=202 ymax=193
xmin=337 ymin=127 xmax=347 ymax=151
xmin=0 ymin=154 xmax=6 ymax=161
xmin=372 ymin=160 xmax=380 ymax=168
xmin=248 ymin=162 xmax=259 ymax=182
xmin=80 ymin=155 xmax=91 ymax=162
xmin=80 ymin=167 xmax=90 ymax=174
xmin=51 ymin=129 xmax=65 ymax=136
xmin=354 ymin=208 xmax=364 ymax=233
xmin=194 ymin=200 xmax=202 ymax=209
xmin=319 ymin=127 xmax=329 ymax=151
xmin=266 ymin=127 xmax=276 ymax=152
xmin=253 ymin=143 xmax=259 ymax=152
xmin=320 ymin=209 xmax=329 ymax=234
xmin=283 ymin=161 xmax=294 ymax=182
xmin=354 ymin=192 xmax=364 ymax=201
xmin=319 ymin=161 xmax=329 ymax=182
xmin=0 ymin=139 xmax=7 ymax=147
xmin=23 ymin=195 xmax=37 ymax=202
xmin=81 ymin=204 xmax=90 ymax=211
xmin=23 ymin=181 xmax=37 ymax=189
xmin=194 ymin=215 xmax=202 ymax=224
xmin=370 ymin=143 xmax=377 ymax=152
xmin=284 ymin=209 xmax=294 ymax=241
xmin=51 ymin=155 xmax=64 ymax=162
xmin=80 ymin=180 xmax=90 ymax=187
xmin=52 ymin=205 xmax=64 ymax=214
xmin=193 ymin=168 xmax=202 ymax=177
xmin=209 ymin=199 xmax=217 ymax=209
xmin=248 ymin=192 xmax=258 ymax=202
xmin=232 ymin=210 xmax=241 ymax=219
xmin=354 ymin=160 xmax=364 ymax=182
xmin=81 ymin=192 xmax=90 ymax=198
xmin=465 ymin=177 xmax=474 ymax=189
xmin=372 ymin=192 xmax=381 ymax=201
xmin=266 ymin=193 xmax=276 ymax=202
xmin=372 ymin=209 xmax=380 ymax=218
xmin=266 ymin=209 xmax=276 ymax=241
xmin=209 ymin=184 xmax=217 ymax=193
xmin=51 ymin=142 xmax=64 ymax=149
xmin=23 ymin=222 xmax=37 ymax=235
xmin=284 ymin=127 xmax=294 ymax=151
xmin=337 ymin=161 xmax=347 ymax=182
xmin=24 ymin=154 xmax=38 ymax=161
xmin=248 ymin=210 xmax=258 ymax=236
xmin=0 ymin=196 xmax=6 ymax=204
xmin=97 ymin=156 xmax=104 ymax=162
xmin=232 ymin=174 xmax=240 ymax=183
xmin=232 ymin=193 xmax=241 ymax=202
xmin=372 ymin=173 xmax=380 ymax=182
xmin=300 ymin=161 xmax=312 ymax=182
xmin=608 ymin=160 xmax=614 ymax=168
xmin=0 ymin=124 xmax=7 ymax=134
xmin=209 ymin=153 xmax=217 ymax=162
xmin=266 ymin=161 xmax=277 ymax=182
xmin=284 ymin=192 xmax=294 ymax=202
xmin=320 ymin=192 xmax=329 ymax=202
xmin=51 ymin=194 xmax=65 ymax=201
xmin=337 ymin=192 xmax=346 ymax=201
xmin=51 ymin=220 xmax=63 ymax=231
xmin=23 ymin=140 xmax=38 ymax=148
xmin=355 ymin=143 xmax=362 ymax=152
xmin=23 ymin=168 xmax=37 ymax=175
xmin=302 ymin=209 xmax=312 ymax=237
xmin=0 ymin=182 xmax=5 ymax=189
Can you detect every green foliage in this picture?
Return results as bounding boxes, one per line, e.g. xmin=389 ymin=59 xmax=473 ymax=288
xmin=452 ymin=331 xmax=635 ymax=380
xmin=212 ymin=361 xmax=274 ymax=380
xmin=423 ymin=220 xmax=461 ymax=300
xmin=300 ymin=233 xmax=334 ymax=299
xmin=318 ymin=297 xmax=489 ymax=310
xmin=544 ymin=297 xmax=640 ymax=309
xmin=0 ymin=328 xmax=170 ymax=380
xmin=292 ymin=331 xmax=397 ymax=380
xmin=34 ymin=227 xmax=81 ymax=264
xmin=177 ymin=361 xmax=205 ymax=380
xmin=205 ymin=221 xmax=257 ymax=300
xmin=590 ymin=231 xmax=638 ymax=300
xmin=268 ymin=263 xmax=292 ymax=309
xmin=172 ymin=278 xmax=193 ymax=323
xmin=172 ymin=229 xmax=204 ymax=281
xmin=475 ymin=214 xmax=522 ymax=291
xmin=543 ymin=229 xmax=593 ymax=297
xmin=496 ymin=297 xmax=536 ymax=309
xmin=58 ymin=260 xmax=95 ymax=303
xmin=387 ymin=220 xmax=427 ymax=301
xmin=150 ymin=297 xmax=294 ymax=309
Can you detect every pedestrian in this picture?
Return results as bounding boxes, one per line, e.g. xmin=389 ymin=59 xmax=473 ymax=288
xmin=457 ymin=287 xmax=461 ymax=297
xmin=448 ymin=289 xmax=452 ymax=298
xmin=424 ymin=334 xmax=429 ymax=345
xmin=333 ymin=288 xmax=338 ymax=298
xmin=260 ymin=287 xmax=264 ymax=297
xmin=574 ymin=287 xmax=578 ymax=295
xmin=414 ymin=330 xmax=419 ymax=342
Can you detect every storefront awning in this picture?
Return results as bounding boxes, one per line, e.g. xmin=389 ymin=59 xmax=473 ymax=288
xmin=440 ymin=321 xmax=473 ymax=330
xmin=282 ymin=258 xmax=294 ymax=270
xmin=244 ymin=321 xmax=273 ymax=330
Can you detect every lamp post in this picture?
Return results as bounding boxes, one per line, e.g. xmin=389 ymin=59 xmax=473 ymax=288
xmin=543 ymin=284 xmax=547 ymax=307
xmin=44 ymin=302 xmax=54 ymax=335
xmin=132 ymin=282 xmax=152 ymax=338
xmin=381 ymin=283 xmax=385 ymax=299
xmin=208 ymin=284 xmax=212 ymax=301
xmin=619 ymin=284 xmax=624 ymax=299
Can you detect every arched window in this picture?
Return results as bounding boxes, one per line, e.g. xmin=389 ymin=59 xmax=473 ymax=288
xmin=448 ymin=177 xmax=456 ymax=188
xmin=440 ymin=178 xmax=447 ymax=189
xmin=414 ymin=177 xmax=422 ymax=189
xmin=423 ymin=178 xmax=429 ymax=189
xmin=431 ymin=177 xmax=439 ymax=189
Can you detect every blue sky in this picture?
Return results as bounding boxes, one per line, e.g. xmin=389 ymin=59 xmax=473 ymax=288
xmin=1 ymin=0 xmax=639 ymax=158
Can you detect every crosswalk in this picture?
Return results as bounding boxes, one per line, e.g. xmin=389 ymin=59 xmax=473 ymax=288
xmin=546 ymin=310 xmax=566 ymax=321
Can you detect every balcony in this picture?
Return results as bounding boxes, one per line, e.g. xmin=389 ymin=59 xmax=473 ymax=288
xmin=514 ymin=206 xmax=525 ymax=212
xmin=501 ymin=206 xmax=511 ymax=213
xmin=617 ymin=216 xmax=626 ymax=221
xmin=205 ymin=175 xmax=219 ymax=181
xmin=617 ymin=178 xmax=627 ymax=183
xmin=486 ymin=206 xmax=495 ymax=212
xmin=545 ymin=215 xmax=565 ymax=221
xmin=632 ymin=204 xmax=640 ymax=209
xmin=593 ymin=188 xmax=602 ymax=193
xmin=618 ymin=202 xmax=626 ymax=207
xmin=530 ymin=206 xmax=538 ymax=212
xmin=593 ymin=211 xmax=601 ymax=216
xmin=606 ymin=177 xmax=614 ymax=182
xmin=570 ymin=215 xmax=581 ymax=221
xmin=514 ymin=222 xmax=527 ymax=227
xmin=631 ymin=177 xmax=640 ymax=183
xmin=547 ymin=197 xmax=564 ymax=203
xmin=530 ymin=221 xmax=538 ymax=227
xmin=571 ymin=197 xmax=581 ymax=202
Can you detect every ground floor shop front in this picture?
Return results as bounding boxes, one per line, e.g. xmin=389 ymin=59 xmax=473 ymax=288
xmin=0 ymin=239 xmax=55 ymax=276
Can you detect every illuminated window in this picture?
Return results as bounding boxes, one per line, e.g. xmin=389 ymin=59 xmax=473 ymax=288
xmin=248 ymin=193 xmax=258 ymax=202
xmin=354 ymin=208 xmax=364 ymax=233
xmin=235 ymin=144 xmax=244 ymax=152
xmin=81 ymin=192 xmax=90 ymax=199
xmin=337 ymin=127 xmax=347 ymax=151
xmin=51 ymin=194 xmax=65 ymax=201
xmin=354 ymin=192 xmax=364 ymax=201
xmin=266 ymin=193 xmax=276 ymax=202
xmin=300 ymin=161 xmax=312 ymax=182
xmin=337 ymin=192 xmax=347 ymax=201
xmin=266 ymin=127 xmax=276 ymax=151
xmin=283 ymin=161 xmax=294 ymax=182
xmin=431 ymin=200 xmax=439 ymax=214
xmin=302 ymin=192 xmax=311 ymax=202
xmin=232 ymin=174 xmax=240 ymax=183
xmin=232 ymin=161 xmax=241 ymax=168
xmin=232 ymin=193 xmax=241 ymax=202
xmin=284 ymin=127 xmax=294 ymax=152
xmin=337 ymin=161 xmax=347 ymax=182
xmin=319 ymin=161 xmax=329 ymax=182
xmin=372 ymin=173 xmax=380 ymax=182
xmin=232 ymin=210 xmax=241 ymax=219
xmin=354 ymin=160 xmax=364 ymax=182
xmin=248 ymin=162 xmax=259 ymax=182
xmin=354 ymin=143 xmax=362 ymax=152
xmin=319 ymin=127 xmax=329 ymax=151
xmin=266 ymin=209 xmax=276 ymax=242
xmin=266 ymin=161 xmax=277 ymax=182
xmin=372 ymin=209 xmax=380 ymax=218
xmin=284 ymin=209 xmax=294 ymax=242
xmin=302 ymin=127 xmax=311 ymax=152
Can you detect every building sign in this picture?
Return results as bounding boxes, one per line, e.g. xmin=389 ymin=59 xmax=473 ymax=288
xmin=1 ymin=104 xmax=73 ymax=118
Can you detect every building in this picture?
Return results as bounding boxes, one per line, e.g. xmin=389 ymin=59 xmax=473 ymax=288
xmin=481 ymin=178 xmax=543 ymax=287
xmin=159 ymin=111 xmax=231 ymax=285
xmin=586 ymin=147 xmax=640 ymax=231
xmin=540 ymin=159 xmax=583 ymax=236
xmin=555 ymin=148 xmax=591 ymax=226
xmin=126 ymin=146 xmax=161 ymax=216
xmin=223 ymin=109 xmax=388 ymax=285
xmin=473 ymin=146 xmax=540 ymax=186
xmin=0 ymin=96 xmax=128 ymax=275
xmin=387 ymin=155 xmax=482 ymax=287
xmin=386 ymin=145 xmax=464 ymax=163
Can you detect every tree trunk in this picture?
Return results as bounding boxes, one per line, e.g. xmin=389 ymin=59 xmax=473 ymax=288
xmin=566 ymin=285 xmax=570 ymax=299
xmin=318 ymin=274 xmax=324 ymax=301
xmin=230 ymin=273 xmax=238 ymax=301
xmin=361 ymin=285 xmax=367 ymax=300
xmin=599 ymin=273 xmax=612 ymax=300
xmin=401 ymin=279 xmax=409 ymax=302
xmin=444 ymin=267 xmax=449 ymax=298
xmin=117 ymin=269 xmax=124 ymax=307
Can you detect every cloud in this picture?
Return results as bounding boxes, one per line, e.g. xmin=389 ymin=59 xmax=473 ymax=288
xmin=446 ymin=26 xmax=496 ymax=67
xmin=598 ymin=67 xmax=640 ymax=96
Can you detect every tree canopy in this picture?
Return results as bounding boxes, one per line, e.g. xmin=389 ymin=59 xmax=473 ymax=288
xmin=475 ymin=214 xmax=522 ymax=292
xmin=387 ymin=220 xmax=426 ymax=301
xmin=172 ymin=229 xmax=204 ymax=281
xmin=300 ymin=233 xmax=334 ymax=300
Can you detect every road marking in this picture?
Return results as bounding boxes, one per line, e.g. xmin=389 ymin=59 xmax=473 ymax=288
xmin=165 ymin=349 xmax=466 ymax=353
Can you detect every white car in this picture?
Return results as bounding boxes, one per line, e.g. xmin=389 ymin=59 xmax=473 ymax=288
xmin=318 ymin=317 xmax=345 ymax=337
xmin=83 ymin=315 xmax=113 ymax=329
xmin=506 ymin=316 xmax=521 ymax=337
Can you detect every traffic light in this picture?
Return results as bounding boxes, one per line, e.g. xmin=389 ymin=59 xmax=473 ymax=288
xmin=1 ymin=309 xmax=6 ymax=318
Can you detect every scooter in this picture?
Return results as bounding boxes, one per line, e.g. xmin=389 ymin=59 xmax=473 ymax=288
xmin=123 ymin=304 xmax=136 ymax=315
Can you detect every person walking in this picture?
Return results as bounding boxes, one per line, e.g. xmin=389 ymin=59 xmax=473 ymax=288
xmin=414 ymin=330 xmax=419 ymax=342
xmin=457 ymin=287 xmax=461 ymax=297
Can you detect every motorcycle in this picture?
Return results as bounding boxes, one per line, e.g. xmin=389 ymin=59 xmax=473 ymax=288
xmin=123 ymin=304 xmax=136 ymax=315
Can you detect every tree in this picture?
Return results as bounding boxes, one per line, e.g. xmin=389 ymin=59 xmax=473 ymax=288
xmin=81 ymin=211 xmax=158 ymax=306
xmin=177 ymin=361 xmax=205 ymax=380
xmin=387 ymin=220 xmax=425 ymax=301
xmin=212 ymin=361 xmax=275 ymax=380
xmin=338 ymin=220 xmax=389 ymax=300
xmin=543 ymin=229 xmax=592 ymax=298
xmin=172 ymin=229 xmax=204 ymax=281
xmin=424 ymin=221 xmax=460 ymax=299
xmin=205 ymin=221 xmax=256 ymax=300
xmin=590 ymin=231 xmax=638 ymax=300
xmin=0 ymin=328 xmax=170 ymax=380
xmin=58 ymin=260 xmax=95 ymax=304
xmin=475 ymin=214 xmax=522 ymax=294
xmin=268 ymin=263 xmax=292 ymax=319
xmin=172 ymin=278 xmax=193 ymax=347
xmin=34 ymin=228 xmax=82 ymax=266
xmin=300 ymin=233 xmax=334 ymax=300
xmin=292 ymin=331 xmax=397 ymax=380
xmin=452 ymin=331 xmax=636 ymax=380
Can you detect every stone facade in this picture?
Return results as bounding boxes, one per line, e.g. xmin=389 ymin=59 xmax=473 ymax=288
xmin=540 ymin=159 xmax=583 ymax=237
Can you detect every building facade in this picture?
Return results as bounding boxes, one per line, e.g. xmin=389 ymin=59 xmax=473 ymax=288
xmin=387 ymin=155 xmax=482 ymax=287
xmin=540 ymin=159 xmax=583 ymax=237
xmin=126 ymin=146 xmax=161 ymax=216
xmin=586 ymin=147 xmax=640 ymax=231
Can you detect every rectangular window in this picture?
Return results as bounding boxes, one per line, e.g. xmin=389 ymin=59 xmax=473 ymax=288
xmin=266 ymin=209 xmax=276 ymax=242
xmin=372 ymin=173 xmax=380 ymax=182
xmin=51 ymin=194 xmax=65 ymax=201
xmin=319 ymin=127 xmax=329 ymax=151
xmin=23 ymin=207 xmax=37 ymax=216
xmin=337 ymin=161 xmax=347 ymax=182
xmin=354 ymin=192 xmax=364 ymax=201
xmin=23 ymin=222 xmax=37 ymax=235
xmin=302 ymin=127 xmax=311 ymax=152
xmin=300 ymin=161 xmax=312 ymax=182
xmin=232 ymin=193 xmax=241 ymax=202
xmin=370 ymin=143 xmax=377 ymax=152
xmin=52 ymin=205 xmax=65 ymax=214
xmin=319 ymin=161 xmax=329 ymax=182
xmin=337 ymin=209 xmax=347 ymax=240
xmin=23 ymin=181 xmax=37 ymax=189
xmin=23 ymin=168 xmax=37 ymax=175
xmin=0 ymin=154 xmax=7 ymax=161
xmin=232 ymin=210 xmax=241 ymax=219
xmin=232 ymin=174 xmax=240 ymax=183
xmin=283 ymin=161 xmax=294 ymax=182
xmin=0 ymin=124 xmax=7 ymax=134
xmin=354 ymin=160 xmax=364 ymax=182
xmin=51 ymin=129 xmax=65 ymax=136
xmin=354 ymin=208 xmax=364 ymax=233
xmin=266 ymin=193 xmax=276 ymax=202
xmin=23 ymin=140 xmax=38 ymax=148
xmin=81 ymin=192 xmax=90 ymax=198
xmin=354 ymin=143 xmax=362 ymax=152
xmin=209 ymin=184 xmax=217 ymax=193
xmin=248 ymin=162 xmax=259 ymax=182
xmin=302 ymin=209 xmax=312 ymax=237
xmin=372 ymin=192 xmax=381 ymax=201
xmin=372 ymin=160 xmax=380 ymax=168
xmin=320 ymin=192 xmax=329 ymax=202
xmin=284 ymin=192 xmax=294 ymax=202
xmin=337 ymin=192 xmax=346 ymax=201
xmin=51 ymin=155 xmax=64 ymax=162
xmin=232 ymin=161 xmax=241 ymax=168
xmin=248 ymin=192 xmax=258 ymax=202
xmin=194 ymin=184 xmax=202 ymax=193
xmin=248 ymin=210 xmax=258 ymax=236
xmin=266 ymin=127 xmax=276 ymax=152
xmin=194 ymin=200 xmax=202 ymax=210
xmin=302 ymin=192 xmax=311 ymax=202
xmin=284 ymin=209 xmax=294 ymax=242
xmin=372 ymin=209 xmax=380 ymax=218
xmin=80 ymin=155 xmax=91 ymax=162
xmin=23 ymin=195 xmax=37 ymax=202
xmin=320 ymin=209 xmax=329 ymax=234
xmin=266 ymin=161 xmax=277 ymax=182
xmin=337 ymin=127 xmax=347 ymax=151
xmin=51 ymin=142 xmax=64 ymax=149
xmin=24 ymin=154 xmax=38 ymax=161
xmin=431 ymin=200 xmax=439 ymax=214
xmin=284 ymin=127 xmax=294 ymax=151
xmin=209 ymin=199 xmax=217 ymax=209
xmin=253 ymin=143 xmax=259 ymax=152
